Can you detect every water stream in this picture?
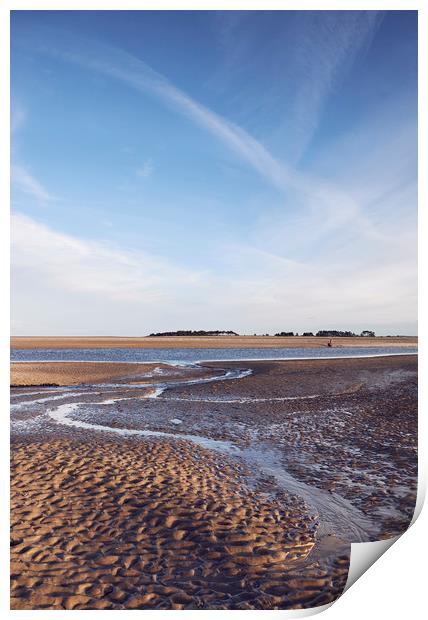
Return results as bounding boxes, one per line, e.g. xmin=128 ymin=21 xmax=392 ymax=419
xmin=11 ymin=361 xmax=379 ymax=546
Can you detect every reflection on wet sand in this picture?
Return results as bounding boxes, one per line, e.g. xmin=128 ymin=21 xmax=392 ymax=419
xmin=11 ymin=354 xmax=417 ymax=610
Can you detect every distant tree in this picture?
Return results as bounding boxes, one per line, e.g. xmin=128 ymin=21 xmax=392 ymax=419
xmin=360 ymin=330 xmax=375 ymax=337
xmin=316 ymin=330 xmax=357 ymax=337
xmin=303 ymin=332 xmax=314 ymax=337
xmin=148 ymin=330 xmax=239 ymax=337
xmin=275 ymin=331 xmax=294 ymax=337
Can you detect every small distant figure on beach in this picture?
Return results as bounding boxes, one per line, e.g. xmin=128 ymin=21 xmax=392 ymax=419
xmin=327 ymin=339 xmax=333 ymax=348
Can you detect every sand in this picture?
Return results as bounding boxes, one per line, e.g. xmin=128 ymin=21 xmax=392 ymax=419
xmin=11 ymin=335 xmax=417 ymax=349
xmin=172 ymin=356 xmax=418 ymax=538
xmin=10 ymin=355 xmax=417 ymax=610
xmin=10 ymin=437 xmax=347 ymax=610
xmin=10 ymin=362 xmax=213 ymax=387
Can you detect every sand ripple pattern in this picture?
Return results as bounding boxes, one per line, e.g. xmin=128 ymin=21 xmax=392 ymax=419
xmin=11 ymin=439 xmax=348 ymax=610
xmin=11 ymin=355 xmax=417 ymax=609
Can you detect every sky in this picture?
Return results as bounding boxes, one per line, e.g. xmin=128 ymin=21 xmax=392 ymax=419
xmin=10 ymin=10 xmax=418 ymax=336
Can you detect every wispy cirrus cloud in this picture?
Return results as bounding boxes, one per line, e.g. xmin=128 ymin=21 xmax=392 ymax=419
xmin=24 ymin=30 xmax=295 ymax=195
xmin=279 ymin=10 xmax=384 ymax=161
xmin=26 ymin=30 xmax=382 ymax=242
xmin=12 ymin=22 xmax=415 ymax=264
xmin=136 ymin=159 xmax=154 ymax=179
xmin=11 ymin=101 xmax=55 ymax=205
xmin=11 ymin=164 xmax=55 ymax=203
xmin=212 ymin=11 xmax=384 ymax=163
xmin=11 ymin=101 xmax=27 ymax=134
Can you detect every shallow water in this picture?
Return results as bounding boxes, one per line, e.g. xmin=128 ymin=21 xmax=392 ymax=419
xmin=10 ymin=345 xmax=417 ymax=364
xmin=11 ymin=361 xmax=386 ymax=546
xmin=45 ymin=397 xmax=376 ymax=544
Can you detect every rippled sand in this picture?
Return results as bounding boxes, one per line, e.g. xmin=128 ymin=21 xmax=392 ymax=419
xmin=10 ymin=355 xmax=417 ymax=610
xmin=10 ymin=361 xmax=211 ymax=387
xmin=10 ymin=437 xmax=348 ymax=610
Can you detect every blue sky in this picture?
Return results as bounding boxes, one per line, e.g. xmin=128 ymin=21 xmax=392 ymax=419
xmin=11 ymin=10 xmax=417 ymax=335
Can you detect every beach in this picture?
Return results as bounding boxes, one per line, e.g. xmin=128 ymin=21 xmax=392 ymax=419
xmin=10 ymin=335 xmax=417 ymax=349
xmin=10 ymin=353 xmax=417 ymax=609
xmin=10 ymin=361 xmax=213 ymax=387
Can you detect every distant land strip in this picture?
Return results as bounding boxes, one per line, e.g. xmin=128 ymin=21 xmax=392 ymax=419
xmin=10 ymin=335 xmax=418 ymax=350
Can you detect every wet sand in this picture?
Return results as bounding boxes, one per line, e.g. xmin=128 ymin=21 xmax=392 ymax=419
xmin=11 ymin=335 xmax=417 ymax=349
xmin=10 ymin=355 xmax=417 ymax=610
xmin=10 ymin=362 xmax=213 ymax=387
xmin=11 ymin=436 xmax=348 ymax=610
xmin=173 ymin=356 xmax=418 ymax=538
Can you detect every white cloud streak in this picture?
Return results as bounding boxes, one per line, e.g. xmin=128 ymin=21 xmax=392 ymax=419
xmin=11 ymin=165 xmax=55 ymax=203
xmin=211 ymin=11 xmax=383 ymax=163
xmin=36 ymin=33 xmax=385 ymax=242
xmin=283 ymin=10 xmax=384 ymax=161
xmin=11 ymin=101 xmax=55 ymax=205
xmin=51 ymin=40 xmax=296 ymax=196
xmin=11 ymin=101 xmax=27 ymax=134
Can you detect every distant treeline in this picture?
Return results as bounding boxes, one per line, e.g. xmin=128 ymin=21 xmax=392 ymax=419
xmin=316 ymin=330 xmax=375 ymax=337
xmin=148 ymin=329 xmax=377 ymax=337
xmin=148 ymin=330 xmax=239 ymax=337
xmin=275 ymin=330 xmax=376 ymax=337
